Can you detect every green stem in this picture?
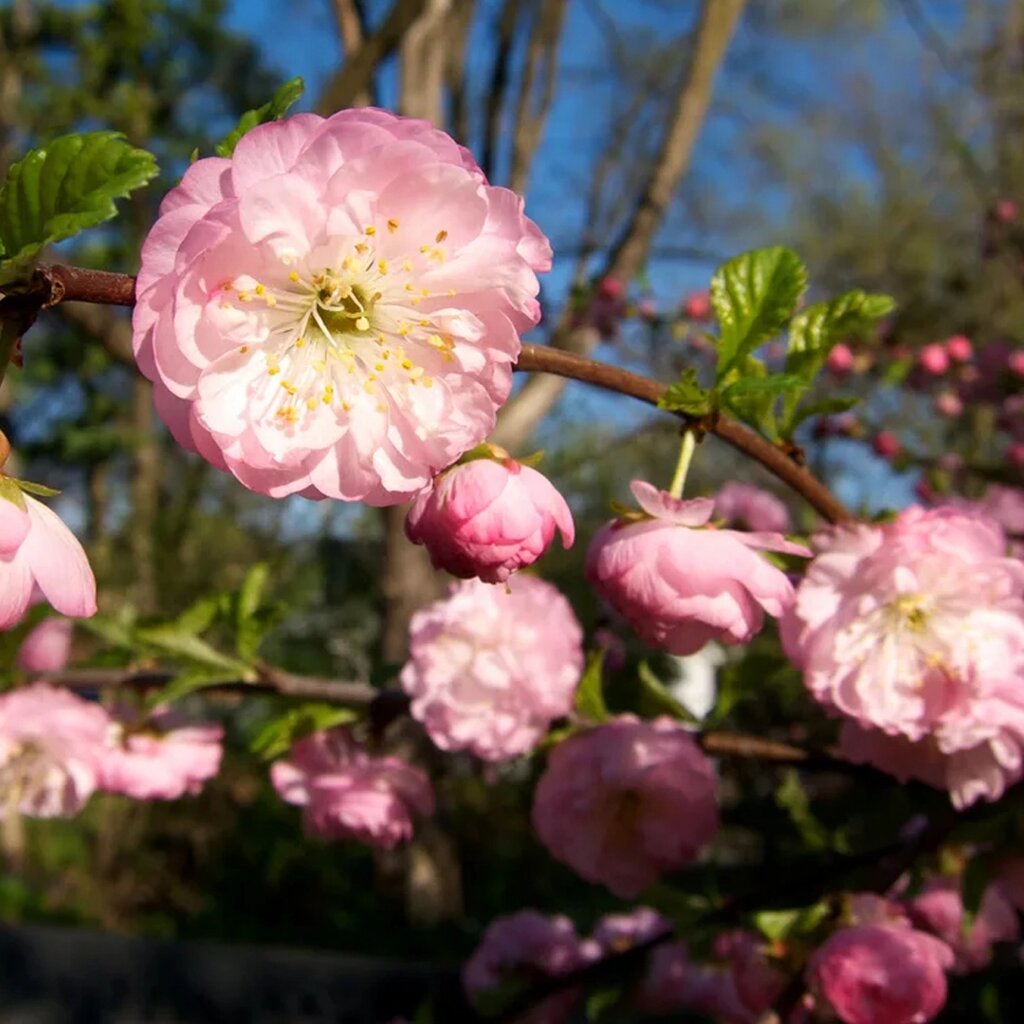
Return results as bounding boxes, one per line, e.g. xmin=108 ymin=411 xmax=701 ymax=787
xmin=668 ymin=429 xmax=697 ymax=499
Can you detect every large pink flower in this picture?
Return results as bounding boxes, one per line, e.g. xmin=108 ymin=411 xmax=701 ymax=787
xmin=0 ymin=493 xmax=96 ymax=628
xmin=531 ymin=715 xmax=719 ymax=897
xmin=405 ymin=453 xmax=574 ymax=583
xmin=100 ymin=708 xmax=223 ymax=800
xmin=400 ymin=575 xmax=583 ymax=760
xmin=463 ymin=910 xmax=595 ymax=1024
xmin=586 ymin=481 xmax=808 ymax=656
xmin=271 ymin=727 xmax=433 ymax=848
xmin=132 ymin=109 xmax=550 ymax=504
xmin=0 ymin=684 xmax=110 ymax=818
xmin=786 ymin=507 xmax=1024 ymax=806
xmin=807 ymin=923 xmax=953 ymax=1024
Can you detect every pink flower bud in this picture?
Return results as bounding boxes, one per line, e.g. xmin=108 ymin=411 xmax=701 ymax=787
xmin=638 ymin=297 xmax=658 ymax=320
xmin=597 ymin=275 xmax=624 ymax=300
xmin=934 ymin=391 xmax=962 ymax=418
xmin=16 ymin=618 xmax=73 ymax=672
xmin=682 ymin=290 xmax=712 ymax=321
xmin=918 ymin=343 xmax=950 ymax=375
xmin=996 ymin=198 xmax=1019 ymax=223
xmin=531 ymin=715 xmax=719 ymax=897
xmin=872 ymin=432 xmax=901 ymax=458
xmin=1010 ymin=442 xmax=1024 ymax=468
xmin=586 ymin=481 xmax=808 ymax=657
xmin=944 ymin=335 xmax=973 ymax=362
xmin=827 ymin=343 xmax=855 ymax=374
xmin=1009 ymin=350 xmax=1024 ymax=378
xmin=406 ymin=456 xmax=574 ymax=584
xmin=807 ymin=924 xmax=952 ymax=1024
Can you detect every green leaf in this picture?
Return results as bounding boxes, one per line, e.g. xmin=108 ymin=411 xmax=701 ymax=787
xmin=174 ymin=594 xmax=224 ymax=636
xmin=721 ymin=373 xmax=805 ymax=400
xmin=574 ymin=651 xmax=609 ymax=723
xmin=786 ymin=290 xmax=894 ymax=376
xmin=0 ymin=132 xmax=158 ymax=281
xmin=657 ymin=368 xmax=712 ymax=417
xmin=9 ymin=477 xmax=61 ymax=498
xmin=637 ymin=661 xmax=698 ymax=723
xmin=236 ymin=562 xmax=270 ymax=661
xmin=786 ymin=395 xmax=860 ymax=433
xmin=149 ymin=668 xmax=244 ymax=709
xmin=250 ymin=702 xmax=360 ymax=760
xmin=775 ymin=768 xmax=832 ymax=852
xmin=711 ymin=247 xmax=807 ymax=380
xmin=135 ymin=624 xmax=251 ymax=676
xmin=215 ymin=77 xmax=305 ymax=158
xmin=79 ymin=609 xmax=137 ymax=650
xmin=754 ymin=901 xmax=831 ymax=942
xmin=719 ymin=357 xmax=778 ymax=437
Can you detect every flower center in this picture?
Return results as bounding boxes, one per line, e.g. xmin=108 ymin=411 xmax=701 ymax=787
xmin=220 ymin=221 xmax=463 ymax=427
xmin=888 ymin=593 xmax=930 ymax=632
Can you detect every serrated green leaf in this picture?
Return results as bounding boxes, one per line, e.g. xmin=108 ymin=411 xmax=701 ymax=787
xmin=720 ymin=357 xmax=778 ymax=437
xmin=135 ymin=624 xmax=250 ymax=676
xmin=0 ymin=132 xmax=158 ymax=281
xmin=637 ymin=661 xmax=698 ymax=723
xmin=574 ymin=651 xmax=608 ymax=723
xmin=235 ymin=562 xmax=271 ymax=660
xmin=79 ymin=609 xmax=136 ymax=649
xmin=9 ymin=477 xmax=61 ymax=498
xmin=786 ymin=290 xmax=894 ymax=372
xmin=215 ymin=77 xmax=305 ymax=158
xmin=174 ymin=594 xmax=224 ymax=636
xmin=251 ymin=702 xmax=360 ymax=760
xmin=787 ymin=395 xmax=861 ymax=434
xmin=711 ymin=247 xmax=807 ymax=380
xmin=721 ymin=373 xmax=805 ymax=399
xmin=147 ymin=668 xmax=242 ymax=710
xmin=657 ymin=368 xmax=712 ymax=416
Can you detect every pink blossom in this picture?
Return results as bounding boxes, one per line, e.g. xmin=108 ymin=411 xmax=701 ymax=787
xmin=0 ymin=684 xmax=110 ymax=818
xmin=637 ymin=941 xmax=701 ymax=1015
xmin=907 ymin=877 xmax=1020 ymax=973
xmin=100 ymin=708 xmax=223 ymax=800
xmin=787 ymin=507 xmax=1024 ymax=808
xmin=132 ymin=109 xmax=550 ymax=505
xmin=1010 ymin=351 xmax=1024 ymax=379
xmin=590 ymin=907 xmax=671 ymax=954
xmin=400 ymin=575 xmax=583 ymax=760
xmin=944 ymin=335 xmax=973 ymax=362
xmin=463 ymin=910 xmax=595 ymax=1024
xmin=807 ymin=924 xmax=952 ymax=1024
xmin=1010 ymin=442 xmax=1024 ymax=469
xmin=918 ymin=343 xmax=950 ymax=375
xmin=942 ymin=484 xmax=1024 ymax=537
xmin=405 ymin=453 xmax=573 ymax=583
xmin=996 ymin=199 xmax=1019 ymax=223
xmin=933 ymin=391 xmax=962 ymax=418
xmin=682 ymin=290 xmax=712 ymax=320
xmin=714 ymin=481 xmax=792 ymax=534
xmin=16 ymin=618 xmax=73 ymax=672
xmin=693 ymin=930 xmax=786 ymax=1024
xmin=271 ymin=727 xmax=433 ymax=848
xmin=827 ymin=343 xmax=855 ymax=373
xmin=596 ymin=276 xmax=623 ymax=300
xmin=531 ymin=715 xmax=719 ymax=897
xmin=0 ymin=493 xmax=96 ymax=629
xmin=873 ymin=432 xmax=901 ymax=458
xmin=586 ymin=481 xmax=808 ymax=657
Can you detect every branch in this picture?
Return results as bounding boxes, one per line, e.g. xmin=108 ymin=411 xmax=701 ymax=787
xmin=328 ymin=0 xmax=374 ymax=106
xmin=480 ymin=0 xmax=521 ymax=181
xmin=1 ymin=264 xmax=852 ymax=523
xmin=316 ymin=0 xmax=427 ymax=114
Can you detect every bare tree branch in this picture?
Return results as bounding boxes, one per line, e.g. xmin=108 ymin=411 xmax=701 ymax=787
xmin=481 ymin=0 xmax=523 ymax=181
xmin=328 ymin=0 xmax=374 ymax=106
xmin=443 ymin=0 xmax=475 ymax=142
xmin=508 ymin=0 xmax=566 ymax=196
xmin=398 ymin=0 xmax=453 ymax=123
xmin=317 ymin=0 xmax=427 ymax=114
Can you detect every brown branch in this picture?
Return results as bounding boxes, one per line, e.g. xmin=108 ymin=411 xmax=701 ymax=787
xmin=481 ymin=0 xmax=521 ymax=181
xmin=443 ymin=0 xmax=475 ymax=143
xmin=1 ymin=264 xmax=851 ymax=523
xmin=317 ymin=0 xmax=427 ymax=114
xmin=329 ymin=0 xmax=374 ymax=106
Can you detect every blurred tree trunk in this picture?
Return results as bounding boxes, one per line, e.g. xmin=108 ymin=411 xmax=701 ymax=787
xmin=329 ymin=0 xmax=375 ymax=106
xmin=131 ymin=378 xmax=159 ymax=615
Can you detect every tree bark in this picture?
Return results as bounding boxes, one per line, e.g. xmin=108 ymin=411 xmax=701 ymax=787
xmin=329 ymin=0 xmax=374 ymax=106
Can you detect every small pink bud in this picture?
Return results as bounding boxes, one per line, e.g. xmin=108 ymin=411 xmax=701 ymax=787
xmin=827 ymin=343 xmax=855 ymax=374
xmin=682 ymin=290 xmax=712 ymax=321
xmin=996 ymin=199 xmax=1019 ymax=224
xmin=944 ymin=335 xmax=973 ymax=362
xmin=873 ymin=432 xmax=901 ymax=458
xmin=1008 ymin=351 xmax=1024 ymax=378
xmin=597 ymin=275 xmax=624 ymax=300
xmin=1010 ymin=442 xmax=1024 ymax=469
xmin=406 ymin=456 xmax=574 ymax=583
xmin=17 ymin=618 xmax=73 ymax=673
xmin=934 ymin=391 xmax=963 ymax=418
xmin=918 ymin=343 xmax=950 ymax=375
xmin=638 ymin=297 xmax=657 ymax=320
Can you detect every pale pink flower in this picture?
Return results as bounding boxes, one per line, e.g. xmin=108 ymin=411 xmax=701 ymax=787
xmin=405 ymin=453 xmax=573 ymax=583
xmin=918 ymin=343 xmax=950 ymax=375
xmin=586 ymin=481 xmax=809 ymax=657
xmin=996 ymin=199 xmax=1020 ymax=223
xmin=873 ymin=432 xmax=901 ymax=458
xmin=944 ymin=335 xmax=973 ymax=362
xmin=1009 ymin=350 xmax=1024 ymax=378
xmin=400 ymin=575 xmax=583 ymax=760
xmin=590 ymin=907 xmax=671 ymax=954
xmin=271 ymin=727 xmax=433 ymax=848
xmin=941 ymin=484 xmax=1024 ymax=537
xmin=934 ymin=391 xmax=962 ymax=418
xmin=807 ymin=924 xmax=953 ymax=1024
xmin=100 ymin=708 xmax=223 ymax=800
xmin=827 ymin=343 xmax=855 ymax=373
xmin=693 ymin=930 xmax=786 ymax=1024
xmin=531 ymin=715 xmax=719 ymax=897
xmin=16 ymin=618 xmax=73 ymax=672
xmin=0 ymin=493 xmax=96 ymax=629
xmin=463 ymin=910 xmax=595 ymax=1024
xmin=132 ymin=109 xmax=550 ymax=504
xmin=682 ymin=290 xmax=712 ymax=320
xmin=907 ymin=877 xmax=1020 ymax=973
xmin=786 ymin=507 xmax=1024 ymax=808
xmin=0 ymin=683 xmax=110 ymax=818
xmin=714 ymin=481 xmax=792 ymax=534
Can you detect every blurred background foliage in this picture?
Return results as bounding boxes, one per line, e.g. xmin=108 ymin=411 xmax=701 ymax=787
xmin=2 ymin=0 xmax=1024 ymax=1020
